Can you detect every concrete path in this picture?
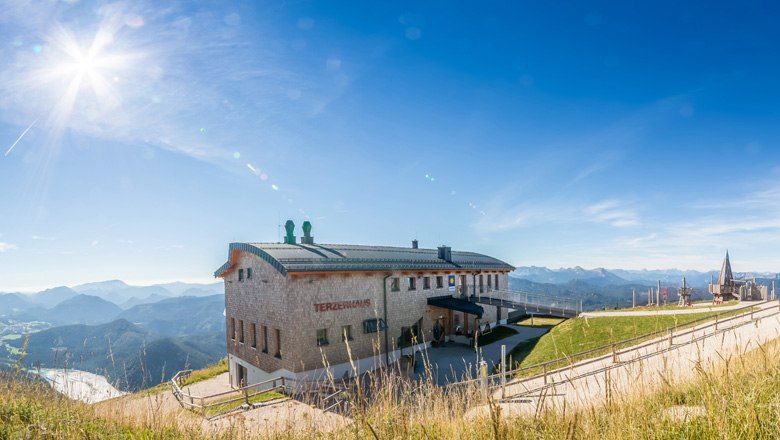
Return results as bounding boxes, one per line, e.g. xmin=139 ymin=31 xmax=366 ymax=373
xmin=466 ymin=300 xmax=780 ymax=419
xmin=580 ymin=300 xmax=761 ymax=318
xmin=414 ymin=325 xmax=550 ymax=386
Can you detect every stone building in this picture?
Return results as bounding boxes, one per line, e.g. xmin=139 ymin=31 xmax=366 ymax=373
xmin=215 ymin=221 xmax=514 ymax=387
xmin=708 ymin=251 xmax=767 ymax=303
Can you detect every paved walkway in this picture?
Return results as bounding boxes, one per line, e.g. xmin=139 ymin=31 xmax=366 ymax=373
xmin=413 ymin=325 xmax=551 ymax=386
xmin=465 ymin=300 xmax=780 ymax=419
xmin=580 ymin=300 xmax=761 ymax=318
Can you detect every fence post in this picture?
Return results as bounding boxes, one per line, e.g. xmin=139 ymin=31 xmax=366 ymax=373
xmin=543 ymin=364 xmax=548 ymax=384
xmin=612 ymin=343 xmax=617 ymax=363
xmin=501 ymin=344 xmax=507 ymax=399
xmin=668 ymin=329 xmax=673 ymax=348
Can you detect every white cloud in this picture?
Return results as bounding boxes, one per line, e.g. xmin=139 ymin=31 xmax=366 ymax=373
xmin=31 ymin=235 xmax=55 ymax=240
xmin=0 ymin=242 xmax=18 ymax=252
xmin=584 ymin=199 xmax=639 ymax=227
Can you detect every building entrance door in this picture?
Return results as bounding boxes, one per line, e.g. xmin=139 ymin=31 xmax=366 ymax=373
xmin=236 ymin=363 xmax=247 ymax=387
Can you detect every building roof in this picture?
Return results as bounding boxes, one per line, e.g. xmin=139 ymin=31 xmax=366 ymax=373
xmin=427 ymin=295 xmax=484 ymax=318
xmin=215 ymin=242 xmax=515 ymax=277
xmin=718 ymin=250 xmax=734 ymax=286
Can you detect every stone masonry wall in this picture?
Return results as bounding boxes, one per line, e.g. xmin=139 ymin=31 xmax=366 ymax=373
xmin=223 ymin=252 xmax=511 ymax=378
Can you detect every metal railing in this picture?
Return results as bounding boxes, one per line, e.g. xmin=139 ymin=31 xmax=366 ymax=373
xmin=170 ymin=373 xmax=289 ymax=419
xmin=444 ymin=300 xmax=778 ymax=400
xmin=473 ymin=289 xmax=582 ymax=317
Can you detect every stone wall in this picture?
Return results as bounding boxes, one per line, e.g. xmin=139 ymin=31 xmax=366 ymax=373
xmin=222 ymin=251 xmax=511 ymax=383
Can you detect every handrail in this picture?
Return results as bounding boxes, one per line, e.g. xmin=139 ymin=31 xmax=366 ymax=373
xmin=444 ymin=300 xmax=771 ymax=392
xmin=503 ymin=300 xmax=766 ymax=377
xmin=502 ymin=302 xmax=780 ymax=400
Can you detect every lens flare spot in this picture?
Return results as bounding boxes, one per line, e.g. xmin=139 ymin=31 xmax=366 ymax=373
xmin=233 ymin=152 xmax=241 ymax=159
xmin=33 ymin=44 xmax=43 ymax=54
xmin=271 ymin=184 xmax=279 ymax=191
xmin=260 ymin=173 xmax=268 ymax=181
xmin=199 ymin=127 xmax=205 ymax=134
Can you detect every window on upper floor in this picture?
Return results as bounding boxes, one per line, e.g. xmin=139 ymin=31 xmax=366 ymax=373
xmin=408 ymin=277 xmax=416 ymax=290
xmin=479 ymin=274 xmax=484 ymax=293
xmin=250 ymin=323 xmax=257 ymax=348
xmin=247 ymin=268 xmax=253 ymax=279
xmin=238 ymin=268 xmax=244 ymax=282
xmin=423 ymin=276 xmax=430 ymax=290
xmin=262 ymin=325 xmax=268 ymax=353
xmin=495 ymin=274 xmax=499 ymax=290
xmin=230 ymin=318 xmax=236 ymax=340
xmin=238 ymin=320 xmax=244 ymax=343
xmin=390 ymin=277 xmax=400 ymax=292
xmin=436 ymin=276 xmax=443 ymax=289
xmin=487 ymin=273 xmax=492 ymax=289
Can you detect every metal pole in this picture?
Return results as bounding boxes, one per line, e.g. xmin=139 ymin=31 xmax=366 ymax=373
xmin=501 ymin=344 xmax=506 ymax=399
xmin=632 ymin=288 xmax=636 ymax=308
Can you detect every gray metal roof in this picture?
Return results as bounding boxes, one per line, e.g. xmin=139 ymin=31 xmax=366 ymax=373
xmin=215 ymin=242 xmax=514 ymax=277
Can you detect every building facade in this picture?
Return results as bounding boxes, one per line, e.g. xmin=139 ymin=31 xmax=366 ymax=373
xmin=215 ymin=221 xmax=514 ymax=387
xmin=709 ymin=251 xmax=767 ymax=303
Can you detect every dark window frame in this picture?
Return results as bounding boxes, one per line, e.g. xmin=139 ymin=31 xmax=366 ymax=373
xmin=316 ymin=328 xmax=329 ymax=346
xmin=363 ymin=318 xmax=387 ymax=333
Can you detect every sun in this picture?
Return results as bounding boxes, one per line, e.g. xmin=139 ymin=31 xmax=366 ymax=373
xmin=30 ymin=20 xmax=139 ymax=131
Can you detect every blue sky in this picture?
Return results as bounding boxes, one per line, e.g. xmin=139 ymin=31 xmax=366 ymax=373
xmin=2 ymin=1 xmax=780 ymax=291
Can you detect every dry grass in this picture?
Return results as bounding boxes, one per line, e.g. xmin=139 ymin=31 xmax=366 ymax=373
xmin=4 ymin=329 xmax=780 ymax=439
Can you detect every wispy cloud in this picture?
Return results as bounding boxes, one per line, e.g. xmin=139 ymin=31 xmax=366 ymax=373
xmin=0 ymin=242 xmax=18 ymax=252
xmin=31 ymin=235 xmax=55 ymax=241
xmin=584 ymin=199 xmax=639 ymax=227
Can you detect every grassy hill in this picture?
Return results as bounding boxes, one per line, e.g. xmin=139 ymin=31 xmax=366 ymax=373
xmin=510 ymin=308 xmax=749 ymax=372
xmin=3 ymin=336 xmax=780 ymax=438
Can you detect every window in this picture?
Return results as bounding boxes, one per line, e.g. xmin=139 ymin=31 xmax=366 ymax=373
xmin=342 ymin=325 xmax=353 ymax=342
xmin=408 ymin=277 xmax=416 ymax=290
xmin=238 ymin=320 xmax=244 ymax=343
xmin=230 ymin=318 xmax=236 ymax=340
xmin=238 ymin=269 xmax=244 ymax=281
xmin=363 ymin=318 xmax=387 ymax=333
xmin=247 ymin=268 xmax=253 ymax=279
xmin=250 ymin=323 xmax=257 ymax=348
xmin=316 ymin=328 xmax=329 ymax=346
xmin=479 ymin=274 xmax=484 ymax=293
xmin=436 ymin=276 xmax=443 ymax=289
xmin=495 ymin=274 xmax=499 ymax=290
xmin=487 ymin=273 xmax=492 ymax=289
xmin=274 ymin=329 xmax=281 ymax=358
xmin=262 ymin=325 xmax=268 ymax=353
xmin=423 ymin=276 xmax=430 ymax=290
xmin=390 ymin=277 xmax=400 ymax=291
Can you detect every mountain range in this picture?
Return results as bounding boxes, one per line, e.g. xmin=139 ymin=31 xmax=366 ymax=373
xmin=511 ymin=266 xmax=778 ymax=288
xmin=0 ymin=280 xmax=227 ymax=391
xmin=509 ymin=266 xmax=778 ymax=310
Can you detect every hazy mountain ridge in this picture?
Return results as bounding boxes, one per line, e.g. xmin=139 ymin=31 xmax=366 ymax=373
xmin=512 ymin=266 xmax=779 ymax=288
xmin=4 ymin=319 xmax=225 ymax=390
